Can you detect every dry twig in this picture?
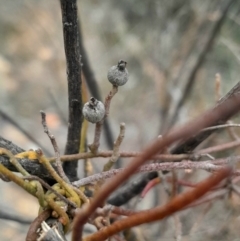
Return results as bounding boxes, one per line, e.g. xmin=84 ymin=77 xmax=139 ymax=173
xmin=103 ymin=123 xmax=125 ymax=172
xmin=89 ymin=85 xmax=118 ymax=153
xmin=40 ymin=111 xmax=69 ymax=183
xmin=73 ymin=157 xmax=240 ymax=187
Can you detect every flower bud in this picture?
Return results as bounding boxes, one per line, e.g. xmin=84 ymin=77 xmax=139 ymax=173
xmin=107 ymin=60 xmax=129 ymax=86
xmin=82 ymin=97 xmax=105 ymax=123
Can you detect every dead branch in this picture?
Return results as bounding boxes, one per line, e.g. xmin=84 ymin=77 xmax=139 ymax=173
xmin=60 ymin=0 xmax=82 ymax=181
xmin=40 ymin=111 xmax=69 ymax=183
xmin=73 ymin=157 xmax=240 ymax=187
xmin=89 ymin=85 xmax=118 ymax=153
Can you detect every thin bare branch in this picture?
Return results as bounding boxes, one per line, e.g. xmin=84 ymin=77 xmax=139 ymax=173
xmin=73 ymin=157 xmax=240 ymax=187
xmin=103 ymin=123 xmax=125 ymax=172
xmin=40 ymin=111 xmax=69 ymax=183
xmin=196 ymin=139 xmax=240 ymax=155
xmin=201 ymin=123 xmax=240 ymax=132
xmin=226 ymin=120 xmax=240 ymax=140
xmin=52 ymin=151 xmax=193 ymax=162
xmin=89 ymin=85 xmax=118 ymax=153
xmin=48 ymin=137 xmax=240 ymax=162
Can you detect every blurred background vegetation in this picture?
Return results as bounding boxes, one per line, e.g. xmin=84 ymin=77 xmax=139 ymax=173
xmin=1 ymin=0 xmax=240 ymax=240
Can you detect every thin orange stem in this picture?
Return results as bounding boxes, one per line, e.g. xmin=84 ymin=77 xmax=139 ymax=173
xmin=83 ymin=168 xmax=231 ymax=241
